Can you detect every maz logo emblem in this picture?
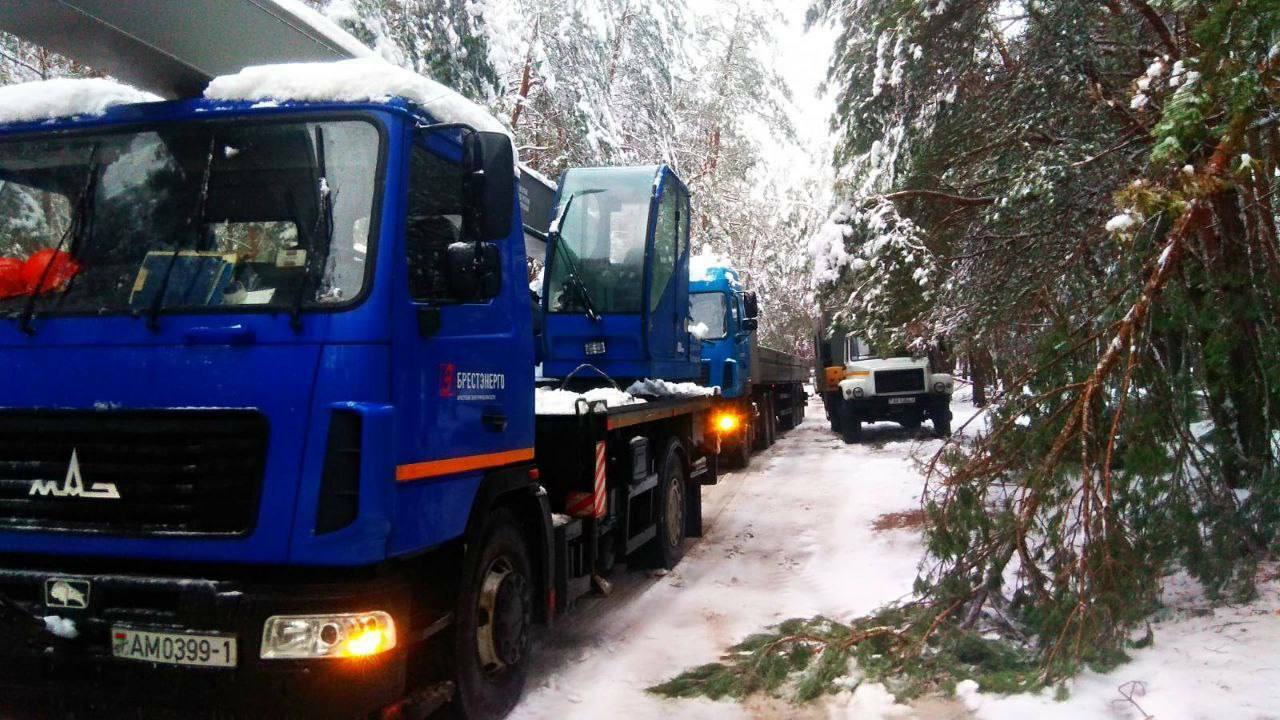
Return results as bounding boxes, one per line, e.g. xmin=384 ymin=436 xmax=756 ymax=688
xmin=45 ymin=578 xmax=90 ymax=610
xmin=28 ymin=449 xmax=121 ymax=500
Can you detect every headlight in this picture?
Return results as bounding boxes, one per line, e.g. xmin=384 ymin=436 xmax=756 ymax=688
xmin=261 ymin=612 xmax=396 ymax=660
xmin=852 ymin=387 xmax=864 ymax=398
xmin=933 ymin=382 xmax=946 ymax=393
xmin=715 ymin=413 xmax=740 ymax=433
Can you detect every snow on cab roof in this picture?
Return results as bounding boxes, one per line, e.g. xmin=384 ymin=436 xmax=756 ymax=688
xmin=204 ymin=57 xmax=509 ymax=136
xmin=0 ymin=77 xmax=160 ymax=126
xmin=689 ymin=250 xmax=741 ymax=287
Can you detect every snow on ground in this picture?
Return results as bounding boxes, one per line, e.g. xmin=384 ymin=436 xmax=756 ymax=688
xmin=959 ymin=567 xmax=1280 ymax=720
xmin=0 ymin=78 xmax=159 ymax=126
xmin=512 ymin=394 xmax=980 ymax=719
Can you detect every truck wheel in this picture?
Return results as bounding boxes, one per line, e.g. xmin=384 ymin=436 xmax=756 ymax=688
xmin=752 ymin=401 xmax=768 ymax=452
xmin=839 ymin=403 xmax=862 ymax=444
xmin=729 ymin=425 xmax=751 ymax=469
xmin=644 ymin=440 xmax=687 ymax=569
xmin=778 ymin=395 xmax=795 ymax=431
xmin=453 ymin=509 xmax=534 ymax=720
xmin=932 ymin=408 xmax=952 ymax=438
xmin=764 ymin=397 xmax=777 ymax=447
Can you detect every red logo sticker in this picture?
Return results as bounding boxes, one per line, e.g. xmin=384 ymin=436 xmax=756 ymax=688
xmin=439 ymin=363 xmax=456 ymax=398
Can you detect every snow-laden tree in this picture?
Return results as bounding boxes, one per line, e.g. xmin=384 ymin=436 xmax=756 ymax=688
xmin=302 ymin=0 xmax=501 ymax=103
xmin=799 ymin=0 xmax=1280 ymax=690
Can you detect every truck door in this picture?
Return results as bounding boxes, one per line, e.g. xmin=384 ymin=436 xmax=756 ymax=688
xmin=647 ymin=173 xmax=692 ymax=363
xmin=390 ymin=135 xmax=532 ymax=551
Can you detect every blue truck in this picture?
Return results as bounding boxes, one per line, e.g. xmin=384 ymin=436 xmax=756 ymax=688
xmin=0 ymin=67 xmax=725 ymax=720
xmin=689 ymin=263 xmax=809 ymax=468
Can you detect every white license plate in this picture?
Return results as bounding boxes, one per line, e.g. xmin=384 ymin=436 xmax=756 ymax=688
xmin=112 ymin=627 xmax=237 ymax=668
xmin=888 ymin=397 xmax=916 ymax=405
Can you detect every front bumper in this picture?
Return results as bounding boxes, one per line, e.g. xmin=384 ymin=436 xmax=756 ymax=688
xmin=0 ymin=560 xmax=412 ymax=719
xmin=844 ymin=394 xmax=949 ymax=420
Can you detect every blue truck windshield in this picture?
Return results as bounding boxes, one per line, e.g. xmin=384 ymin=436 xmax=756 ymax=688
xmin=546 ymin=167 xmax=653 ymax=314
xmin=0 ymin=119 xmax=379 ymax=318
xmin=689 ymin=292 xmax=728 ymax=340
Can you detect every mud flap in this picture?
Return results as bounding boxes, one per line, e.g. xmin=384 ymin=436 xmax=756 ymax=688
xmin=684 ymin=475 xmax=703 ymax=538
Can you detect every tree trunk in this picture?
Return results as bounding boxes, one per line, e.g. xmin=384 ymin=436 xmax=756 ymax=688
xmin=970 ymin=347 xmax=993 ymax=408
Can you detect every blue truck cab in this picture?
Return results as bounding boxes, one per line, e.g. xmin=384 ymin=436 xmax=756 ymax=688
xmin=689 ymin=264 xmax=758 ymax=398
xmin=539 ymin=165 xmax=698 ymax=384
xmin=0 ymin=91 xmax=545 ymax=717
xmin=688 ymin=262 xmax=807 ymax=468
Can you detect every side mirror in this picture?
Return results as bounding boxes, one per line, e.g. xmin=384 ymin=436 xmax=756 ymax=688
xmin=463 ymin=131 xmax=515 ymax=241
xmin=447 ymin=241 xmax=502 ymax=301
xmin=742 ymin=291 xmax=759 ymax=319
xmin=741 ymin=317 xmax=759 ymax=332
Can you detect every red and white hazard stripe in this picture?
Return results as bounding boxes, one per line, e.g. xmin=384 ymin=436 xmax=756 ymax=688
xmin=566 ymin=441 xmax=607 ymax=519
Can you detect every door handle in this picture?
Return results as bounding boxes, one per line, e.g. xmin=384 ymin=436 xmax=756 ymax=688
xmin=482 ymin=407 xmax=508 ymax=432
xmin=183 ymin=325 xmax=255 ymax=346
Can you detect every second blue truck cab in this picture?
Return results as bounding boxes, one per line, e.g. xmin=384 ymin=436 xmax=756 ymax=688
xmin=690 ymin=262 xmax=808 ymax=467
xmin=539 ymin=165 xmax=698 ymax=385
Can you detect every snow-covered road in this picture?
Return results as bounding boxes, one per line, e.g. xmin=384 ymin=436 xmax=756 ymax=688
xmin=511 ymin=395 xmax=964 ymax=719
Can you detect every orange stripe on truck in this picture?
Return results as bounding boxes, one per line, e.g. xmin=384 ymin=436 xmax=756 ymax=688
xmin=396 ymin=448 xmax=535 ymax=482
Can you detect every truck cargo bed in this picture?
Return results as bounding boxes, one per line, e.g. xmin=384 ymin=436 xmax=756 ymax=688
xmin=750 ymin=339 xmax=809 ymax=385
xmin=536 ymin=395 xmax=714 ymax=431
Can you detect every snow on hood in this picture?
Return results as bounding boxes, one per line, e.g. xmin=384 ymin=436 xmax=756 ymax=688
xmin=204 ymin=57 xmax=509 ymax=136
xmin=0 ymin=78 xmax=160 ymax=126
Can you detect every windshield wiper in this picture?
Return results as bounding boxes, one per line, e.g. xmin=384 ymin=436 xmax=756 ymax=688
xmin=291 ymin=126 xmax=336 ymax=333
xmin=18 ymin=143 xmax=100 ymax=335
xmin=146 ymin=134 xmax=216 ymax=331
xmin=550 ymin=191 xmax=604 ymax=322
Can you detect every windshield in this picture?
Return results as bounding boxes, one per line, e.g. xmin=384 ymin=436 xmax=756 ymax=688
xmin=689 ymin=292 xmax=728 ymax=340
xmin=546 ymin=166 xmax=653 ymax=314
xmin=0 ymin=119 xmax=379 ymax=319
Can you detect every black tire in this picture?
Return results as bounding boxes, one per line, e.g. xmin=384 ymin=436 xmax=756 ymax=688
xmin=752 ymin=400 xmax=769 ymax=451
xmin=764 ymin=396 xmax=777 ymax=447
xmin=643 ymin=439 xmax=688 ymax=569
xmin=778 ymin=394 xmax=795 ymax=431
xmin=452 ymin=509 xmax=535 ymax=720
xmin=839 ymin=402 xmax=862 ymax=444
xmin=932 ymin=407 xmax=952 ymax=438
xmin=728 ymin=422 xmax=752 ymax=469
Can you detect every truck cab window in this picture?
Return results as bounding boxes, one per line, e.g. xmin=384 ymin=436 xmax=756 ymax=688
xmin=406 ymin=145 xmax=465 ymax=302
xmin=546 ymin=166 xmax=651 ymax=314
xmin=0 ymin=120 xmax=378 ymax=316
xmin=689 ymin=292 xmax=728 ymax=340
xmin=650 ymin=180 xmax=678 ymax=312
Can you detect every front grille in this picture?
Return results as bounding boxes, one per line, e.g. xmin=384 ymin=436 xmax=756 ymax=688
xmin=0 ymin=410 xmax=268 ymax=536
xmin=874 ymin=369 xmax=926 ymax=394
